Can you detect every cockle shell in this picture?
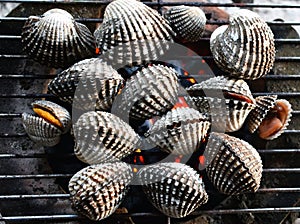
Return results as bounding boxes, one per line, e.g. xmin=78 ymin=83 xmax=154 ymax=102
xmin=21 ymin=8 xmax=96 ymax=68
xmin=48 ymin=58 xmax=124 ymax=111
xmin=187 ymin=76 xmax=256 ymax=132
xmin=205 ymin=132 xmax=262 ymax=195
xmin=22 ymin=100 xmax=71 ymax=146
xmin=112 ymin=64 xmax=179 ymax=121
xmin=144 ymin=107 xmax=210 ymax=155
xmin=69 ymin=162 xmax=133 ymax=221
xmin=137 ymin=162 xmax=208 ymax=218
xmin=247 ymin=95 xmax=292 ymax=140
xmin=164 ymin=5 xmax=206 ymax=42
xmin=210 ymin=9 xmax=275 ymax=80
xmin=247 ymin=95 xmax=278 ymax=133
xmin=73 ymin=111 xmax=140 ymax=164
xmin=94 ymin=0 xmax=174 ymax=66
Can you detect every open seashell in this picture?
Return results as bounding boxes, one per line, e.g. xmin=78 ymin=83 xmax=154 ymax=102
xmin=48 ymin=58 xmax=124 ymax=111
xmin=22 ymin=100 xmax=71 ymax=146
xmin=187 ymin=76 xmax=256 ymax=132
xmin=21 ymin=8 xmax=96 ymax=68
xmin=164 ymin=5 xmax=206 ymax=42
xmin=144 ymin=107 xmax=210 ymax=155
xmin=205 ymin=132 xmax=263 ymax=195
xmin=112 ymin=64 xmax=179 ymax=121
xmin=94 ymin=0 xmax=174 ymax=67
xmin=210 ymin=9 xmax=275 ymax=80
xmin=73 ymin=111 xmax=140 ymax=164
xmin=257 ymin=99 xmax=292 ymax=140
xmin=69 ymin=162 xmax=133 ymax=221
xmin=247 ymin=95 xmax=278 ymax=133
xmin=137 ymin=162 xmax=208 ymax=218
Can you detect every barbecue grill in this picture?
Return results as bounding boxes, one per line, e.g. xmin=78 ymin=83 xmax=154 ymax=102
xmin=0 ymin=1 xmax=300 ymax=223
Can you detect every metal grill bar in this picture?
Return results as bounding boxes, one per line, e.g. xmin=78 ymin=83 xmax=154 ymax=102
xmin=1 ymin=0 xmax=300 ymax=8
xmin=1 ymin=207 xmax=300 ymax=222
xmin=0 ymin=168 xmax=299 ymax=180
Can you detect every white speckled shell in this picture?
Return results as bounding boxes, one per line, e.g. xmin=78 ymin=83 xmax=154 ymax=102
xmin=187 ymin=76 xmax=255 ymax=132
xmin=48 ymin=58 xmax=124 ymax=111
xmin=210 ymin=9 xmax=275 ymax=80
xmin=247 ymin=95 xmax=278 ymax=133
xmin=144 ymin=107 xmax=210 ymax=155
xmin=22 ymin=100 xmax=71 ymax=146
xmin=164 ymin=5 xmax=206 ymax=42
xmin=21 ymin=8 xmax=96 ymax=68
xmin=94 ymin=0 xmax=174 ymax=66
xmin=205 ymin=132 xmax=263 ymax=195
xmin=113 ymin=64 xmax=179 ymax=120
xmin=262 ymin=99 xmax=292 ymax=140
xmin=138 ymin=162 xmax=208 ymax=218
xmin=69 ymin=162 xmax=133 ymax=221
xmin=73 ymin=111 xmax=140 ymax=164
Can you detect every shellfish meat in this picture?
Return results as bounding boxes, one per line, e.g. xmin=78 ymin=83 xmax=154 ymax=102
xmin=68 ymin=162 xmax=133 ymax=221
xmin=48 ymin=58 xmax=124 ymax=112
xmin=164 ymin=5 xmax=206 ymax=42
xmin=73 ymin=111 xmax=140 ymax=164
xmin=21 ymin=8 xmax=96 ymax=68
xmin=22 ymin=100 xmax=71 ymax=146
xmin=254 ymin=98 xmax=292 ymax=140
xmin=210 ymin=9 xmax=275 ymax=80
xmin=112 ymin=64 xmax=179 ymax=121
xmin=205 ymin=132 xmax=263 ymax=195
xmin=94 ymin=0 xmax=174 ymax=66
xmin=187 ymin=76 xmax=256 ymax=132
xmin=144 ymin=107 xmax=210 ymax=155
xmin=137 ymin=162 xmax=208 ymax=218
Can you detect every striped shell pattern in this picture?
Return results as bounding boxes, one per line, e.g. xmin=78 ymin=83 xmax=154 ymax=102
xmin=144 ymin=107 xmax=211 ymax=155
xmin=210 ymin=9 xmax=275 ymax=80
xmin=68 ymin=162 xmax=133 ymax=221
xmin=138 ymin=162 xmax=208 ymax=218
xmin=205 ymin=132 xmax=263 ymax=195
xmin=22 ymin=100 xmax=71 ymax=146
xmin=73 ymin=111 xmax=140 ymax=164
xmin=48 ymin=58 xmax=124 ymax=112
xmin=21 ymin=8 xmax=96 ymax=68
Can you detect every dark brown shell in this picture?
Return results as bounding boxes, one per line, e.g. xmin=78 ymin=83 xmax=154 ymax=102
xmin=68 ymin=162 xmax=133 ymax=221
xmin=138 ymin=162 xmax=208 ymax=218
xmin=21 ymin=8 xmax=96 ymax=68
xmin=144 ymin=107 xmax=210 ymax=155
xmin=205 ymin=132 xmax=263 ymax=195
xmin=48 ymin=58 xmax=124 ymax=111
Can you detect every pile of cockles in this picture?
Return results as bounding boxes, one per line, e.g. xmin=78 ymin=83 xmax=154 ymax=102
xmin=21 ymin=0 xmax=293 ymax=221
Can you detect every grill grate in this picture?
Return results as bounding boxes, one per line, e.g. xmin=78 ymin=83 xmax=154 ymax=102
xmin=0 ymin=0 xmax=300 ymax=223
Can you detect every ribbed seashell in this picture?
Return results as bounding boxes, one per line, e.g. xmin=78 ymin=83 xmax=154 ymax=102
xmin=22 ymin=100 xmax=71 ymax=146
xmin=73 ymin=111 xmax=140 ymax=164
xmin=69 ymin=162 xmax=133 ymax=221
xmin=164 ymin=5 xmax=206 ymax=42
xmin=48 ymin=58 xmax=124 ymax=111
xmin=144 ymin=107 xmax=210 ymax=155
xmin=138 ymin=162 xmax=208 ymax=218
xmin=187 ymin=76 xmax=255 ymax=132
xmin=21 ymin=8 xmax=96 ymax=68
xmin=205 ymin=132 xmax=262 ymax=195
xmin=94 ymin=0 xmax=174 ymax=67
xmin=210 ymin=9 xmax=275 ymax=80
xmin=247 ymin=95 xmax=278 ymax=133
xmin=257 ymin=99 xmax=292 ymax=140
xmin=112 ymin=64 xmax=179 ymax=121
